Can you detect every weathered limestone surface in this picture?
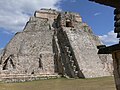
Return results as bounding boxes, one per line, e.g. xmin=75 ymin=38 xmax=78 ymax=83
xmin=64 ymin=28 xmax=113 ymax=77
xmin=0 ymin=9 xmax=113 ymax=82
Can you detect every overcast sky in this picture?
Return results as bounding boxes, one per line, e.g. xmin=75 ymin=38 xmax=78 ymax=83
xmin=0 ymin=0 xmax=119 ymax=49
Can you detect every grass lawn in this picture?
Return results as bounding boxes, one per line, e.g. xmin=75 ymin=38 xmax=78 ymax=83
xmin=0 ymin=77 xmax=116 ymax=90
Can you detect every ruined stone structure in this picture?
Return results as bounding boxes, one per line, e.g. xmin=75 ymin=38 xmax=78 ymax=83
xmin=0 ymin=9 xmax=113 ymax=82
xmin=89 ymin=0 xmax=120 ymax=90
xmin=90 ymin=0 xmax=120 ymax=8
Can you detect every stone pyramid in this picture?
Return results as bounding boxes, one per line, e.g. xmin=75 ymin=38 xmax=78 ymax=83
xmin=0 ymin=9 xmax=113 ymax=82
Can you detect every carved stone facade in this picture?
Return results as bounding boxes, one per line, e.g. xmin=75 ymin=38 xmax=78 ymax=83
xmin=0 ymin=9 xmax=113 ymax=82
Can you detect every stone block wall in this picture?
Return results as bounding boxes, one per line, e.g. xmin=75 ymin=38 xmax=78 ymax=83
xmin=112 ymin=51 xmax=120 ymax=90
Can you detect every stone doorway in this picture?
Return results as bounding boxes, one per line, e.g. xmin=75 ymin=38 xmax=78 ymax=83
xmin=66 ymin=20 xmax=72 ymax=27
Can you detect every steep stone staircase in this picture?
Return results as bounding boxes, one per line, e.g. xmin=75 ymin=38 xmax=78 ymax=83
xmin=65 ymin=46 xmax=79 ymax=77
xmin=56 ymin=27 xmax=84 ymax=78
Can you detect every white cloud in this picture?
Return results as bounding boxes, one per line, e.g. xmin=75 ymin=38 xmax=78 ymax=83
xmin=99 ymin=31 xmax=119 ymax=46
xmin=2 ymin=30 xmax=13 ymax=35
xmin=0 ymin=0 xmax=61 ymax=33
xmin=94 ymin=12 xmax=101 ymax=16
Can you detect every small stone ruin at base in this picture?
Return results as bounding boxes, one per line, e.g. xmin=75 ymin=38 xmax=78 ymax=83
xmin=0 ymin=9 xmax=113 ymax=82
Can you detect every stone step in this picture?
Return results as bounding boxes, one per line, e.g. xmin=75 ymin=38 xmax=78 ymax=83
xmin=69 ymin=56 xmax=73 ymax=60
xmin=74 ymin=71 xmax=78 ymax=76
xmin=73 ymin=65 xmax=76 ymax=70
xmin=67 ymin=50 xmax=71 ymax=54
xmin=65 ymin=46 xmax=70 ymax=51
xmin=75 ymin=71 xmax=78 ymax=74
xmin=0 ymin=74 xmax=60 ymax=83
xmin=70 ymin=60 xmax=74 ymax=63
